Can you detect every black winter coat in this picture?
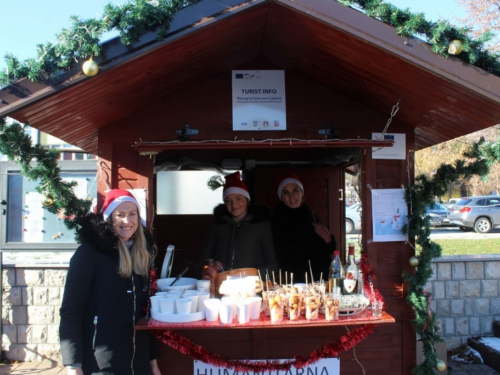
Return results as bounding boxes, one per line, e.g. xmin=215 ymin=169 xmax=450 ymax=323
xmin=201 ymin=204 xmax=278 ymax=276
xmin=59 ymin=214 xmax=159 ymax=375
xmin=272 ymin=201 xmax=336 ymax=283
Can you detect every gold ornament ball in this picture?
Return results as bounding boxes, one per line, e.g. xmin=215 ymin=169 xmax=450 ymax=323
xmin=448 ymin=40 xmax=463 ymax=55
xmin=409 ymin=256 xmax=419 ymax=267
xmin=83 ymin=58 xmax=99 ymax=76
xmin=41 ymin=193 xmax=55 ymax=207
xmin=436 ymin=359 xmax=446 ymax=372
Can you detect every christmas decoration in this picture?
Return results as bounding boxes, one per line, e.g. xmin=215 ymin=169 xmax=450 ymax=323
xmin=409 ymin=255 xmax=419 ymax=267
xmin=0 ymin=118 xmax=92 ymax=232
xmin=1 ymin=0 xmax=500 ymax=86
xmin=448 ymin=40 xmax=463 ymax=55
xmin=41 ymin=193 xmax=56 ymax=207
xmin=152 ymin=324 xmax=375 ymax=372
xmin=82 ymin=57 xmax=99 ymax=76
xmin=436 ymin=359 xmax=446 ymax=371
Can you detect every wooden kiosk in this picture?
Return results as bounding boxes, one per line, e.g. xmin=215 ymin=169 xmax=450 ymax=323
xmin=3 ymin=0 xmax=500 ymax=373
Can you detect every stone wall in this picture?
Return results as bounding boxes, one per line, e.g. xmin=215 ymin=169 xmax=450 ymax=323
xmin=1 ymin=256 xmax=499 ymax=361
xmin=1 ymin=265 xmax=66 ymax=362
xmin=428 ymin=255 xmax=500 ymax=349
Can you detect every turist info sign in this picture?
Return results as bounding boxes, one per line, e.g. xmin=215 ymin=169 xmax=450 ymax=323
xmin=232 ymin=70 xmax=286 ymax=131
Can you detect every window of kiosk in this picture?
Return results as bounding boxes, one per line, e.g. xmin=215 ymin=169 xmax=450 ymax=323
xmin=157 ymin=171 xmax=234 ymax=215
xmin=0 ymin=160 xmax=97 ymax=253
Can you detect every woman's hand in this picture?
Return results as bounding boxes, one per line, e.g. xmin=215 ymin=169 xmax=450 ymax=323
xmin=66 ymin=367 xmax=83 ymax=375
xmin=150 ymin=359 xmax=162 ymax=375
xmin=312 ymin=222 xmax=332 ymax=244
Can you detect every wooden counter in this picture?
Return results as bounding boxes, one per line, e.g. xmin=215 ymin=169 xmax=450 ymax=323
xmin=137 ymin=310 xmax=395 ymax=374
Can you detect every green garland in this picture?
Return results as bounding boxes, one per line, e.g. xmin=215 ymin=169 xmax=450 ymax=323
xmin=1 ymin=0 xmax=499 ymax=85
xmin=0 ymin=118 xmax=91 ymax=232
xmin=403 ymin=136 xmax=500 ymax=374
xmin=0 ymin=0 xmax=201 ymax=85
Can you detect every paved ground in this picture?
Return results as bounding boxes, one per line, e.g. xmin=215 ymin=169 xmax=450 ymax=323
xmin=448 ymin=361 xmax=500 ymax=375
xmin=0 ymin=360 xmax=498 ymax=374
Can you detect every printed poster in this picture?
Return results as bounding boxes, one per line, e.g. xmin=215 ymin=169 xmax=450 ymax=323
xmin=372 ymin=133 xmax=406 ymax=160
xmin=232 ymin=70 xmax=286 ymax=131
xmin=371 ymin=188 xmax=408 ymax=242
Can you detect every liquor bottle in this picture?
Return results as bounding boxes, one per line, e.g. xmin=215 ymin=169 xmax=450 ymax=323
xmin=342 ymin=246 xmax=358 ymax=295
xmin=202 ymin=259 xmax=219 ymax=298
xmin=328 ymin=251 xmax=344 ymax=295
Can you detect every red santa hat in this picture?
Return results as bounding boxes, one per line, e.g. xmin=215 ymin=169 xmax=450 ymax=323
xmin=223 ymin=172 xmax=250 ymax=200
xmin=101 ymin=189 xmax=141 ymax=221
xmin=277 ymin=173 xmax=304 ymax=198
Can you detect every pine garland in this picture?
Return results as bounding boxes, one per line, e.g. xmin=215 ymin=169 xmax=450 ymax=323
xmin=1 ymin=0 xmax=500 ymax=86
xmin=0 ymin=118 xmax=92 ymax=232
xmin=402 ymin=136 xmax=500 ymax=374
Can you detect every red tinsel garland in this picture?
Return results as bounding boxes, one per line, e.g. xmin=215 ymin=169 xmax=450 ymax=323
xmin=150 ymin=249 xmax=382 ymax=371
xmin=152 ymin=323 xmax=376 ymax=372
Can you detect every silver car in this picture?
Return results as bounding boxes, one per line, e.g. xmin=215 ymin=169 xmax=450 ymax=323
xmin=345 ymin=202 xmax=361 ymax=233
xmin=449 ymin=196 xmax=500 ymax=233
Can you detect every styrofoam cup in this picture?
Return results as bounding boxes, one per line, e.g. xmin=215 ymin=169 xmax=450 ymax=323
xmin=219 ymin=301 xmax=235 ymax=324
xmin=182 ymin=293 xmax=199 ymax=313
xmin=159 ymin=298 xmax=176 ymax=314
xmin=197 ymin=280 xmax=211 ymax=293
xmin=176 ymin=298 xmax=192 ymax=314
xmin=150 ymin=296 xmax=164 ymax=312
xmin=247 ymin=296 xmax=262 ymax=320
xmin=197 ymin=292 xmax=210 ymax=312
xmin=204 ymin=299 xmax=221 ymax=322
xmin=236 ymin=300 xmax=252 ymax=324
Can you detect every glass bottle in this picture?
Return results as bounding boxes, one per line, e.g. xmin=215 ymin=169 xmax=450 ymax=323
xmin=342 ymin=246 xmax=358 ymax=295
xmin=328 ymin=250 xmax=345 ymax=295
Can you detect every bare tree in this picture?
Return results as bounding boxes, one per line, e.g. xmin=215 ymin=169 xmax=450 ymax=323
xmin=457 ymin=0 xmax=500 ymax=52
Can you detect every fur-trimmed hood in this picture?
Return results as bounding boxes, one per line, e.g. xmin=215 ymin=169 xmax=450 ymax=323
xmin=75 ymin=213 xmax=155 ymax=256
xmin=213 ymin=203 xmax=271 ymax=224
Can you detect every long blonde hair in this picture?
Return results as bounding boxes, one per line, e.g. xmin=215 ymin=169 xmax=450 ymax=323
xmin=110 ymin=213 xmax=151 ymax=278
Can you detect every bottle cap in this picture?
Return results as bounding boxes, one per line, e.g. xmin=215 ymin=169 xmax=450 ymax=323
xmin=333 ymin=250 xmax=340 ymax=256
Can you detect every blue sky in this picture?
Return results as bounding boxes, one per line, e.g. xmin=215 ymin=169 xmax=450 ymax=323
xmin=0 ymin=0 xmax=464 ymax=69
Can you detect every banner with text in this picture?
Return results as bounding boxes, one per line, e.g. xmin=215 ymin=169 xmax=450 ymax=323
xmin=232 ymin=70 xmax=286 ymax=131
xmin=194 ymin=358 xmax=339 ymax=375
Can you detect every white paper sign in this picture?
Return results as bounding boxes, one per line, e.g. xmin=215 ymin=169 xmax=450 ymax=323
xmin=371 ymin=188 xmax=408 ymax=242
xmin=232 ymin=70 xmax=286 ymax=131
xmin=194 ymin=358 xmax=339 ymax=375
xmin=371 ymin=133 xmax=406 ymax=160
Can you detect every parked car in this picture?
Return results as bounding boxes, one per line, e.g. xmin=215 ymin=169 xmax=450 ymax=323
xmin=442 ymin=198 xmax=459 ymax=209
xmin=345 ymin=202 xmax=361 ymax=233
xmin=449 ymin=196 xmax=500 ymax=233
xmin=424 ymin=203 xmax=454 ymax=227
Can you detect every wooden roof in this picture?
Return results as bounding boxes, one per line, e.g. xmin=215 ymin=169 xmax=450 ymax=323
xmin=1 ymin=0 xmax=500 ymax=155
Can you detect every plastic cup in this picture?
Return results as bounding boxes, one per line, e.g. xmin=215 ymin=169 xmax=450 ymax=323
xmin=176 ymin=298 xmax=192 ymax=314
xmin=267 ymin=291 xmax=284 ymax=323
xmin=372 ymin=301 xmax=384 ymax=317
xmin=197 ymin=292 xmax=210 ymax=312
xmin=221 ymin=297 xmax=238 ymax=318
xmin=219 ymin=301 xmax=235 ymax=324
xmin=247 ymin=296 xmax=262 ymax=320
xmin=155 ymin=292 xmax=168 ymax=297
xmin=236 ymin=300 xmax=252 ymax=324
xmin=197 ymin=280 xmax=211 ymax=293
xmin=305 ymin=294 xmax=320 ymax=321
xmin=159 ymin=298 xmax=176 ymax=314
xmin=324 ymin=294 xmax=340 ymax=321
xmin=287 ymin=293 xmax=303 ymax=321
xmin=204 ymin=299 xmax=221 ymax=322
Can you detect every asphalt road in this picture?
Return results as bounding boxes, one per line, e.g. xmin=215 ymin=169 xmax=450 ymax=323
xmin=347 ymin=226 xmax=500 ymax=241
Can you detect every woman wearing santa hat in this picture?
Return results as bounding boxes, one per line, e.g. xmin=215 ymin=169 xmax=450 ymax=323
xmin=59 ymin=189 xmax=161 ymax=375
xmin=272 ymin=173 xmax=337 ymax=283
xmin=201 ymin=171 xmax=278 ymax=276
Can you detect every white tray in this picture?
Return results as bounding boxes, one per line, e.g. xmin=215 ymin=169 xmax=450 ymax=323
xmin=152 ymin=310 xmax=205 ymax=323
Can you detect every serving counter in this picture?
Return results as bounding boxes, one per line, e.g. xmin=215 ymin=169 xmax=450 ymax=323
xmin=136 ymin=309 xmax=395 ymax=374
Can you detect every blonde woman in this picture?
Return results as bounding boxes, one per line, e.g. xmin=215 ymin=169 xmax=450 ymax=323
xmin=60 ymin=189 xmax=160 ymax=375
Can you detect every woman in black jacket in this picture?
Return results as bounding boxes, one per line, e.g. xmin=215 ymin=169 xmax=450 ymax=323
xmin=201 ymin=172 xmax=278 ymax=276
xmin=272 ymin=173 xmax=336 ymax=283
xmin=59 ymin=189 xmax=160 ymax=375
